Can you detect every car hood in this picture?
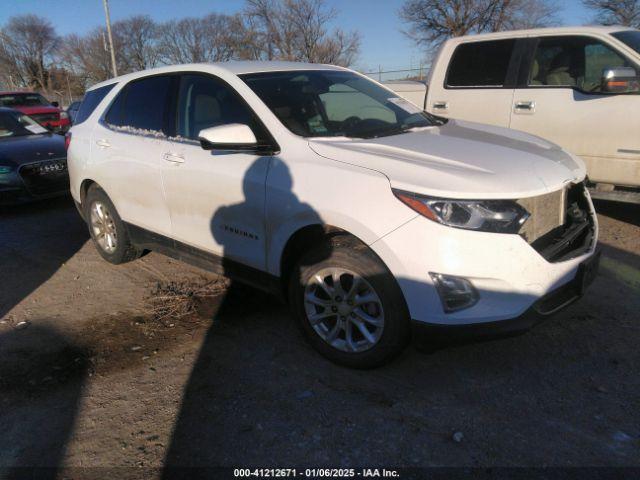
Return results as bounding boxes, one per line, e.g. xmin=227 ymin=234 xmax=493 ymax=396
xmin=14 ymin=105 xmax=60 ymax=115
xmin=308 ymin=119 xmax=586 ymax=199
xmin=0 ymin=133 xmax=66 ymax=167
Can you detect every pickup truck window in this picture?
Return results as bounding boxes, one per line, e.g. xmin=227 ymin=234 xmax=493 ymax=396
xmin=241 ymin=70 xmax=439 ymax=139
xmin=446 ymin=40 xmax=515 ymax=88
xmin=612 ymin=30 xmax=640 ymax=54
xmin=0 ymin=93 xmax=50 ymax=107
xmin=529 ymin=36 xmax=629 ymax=93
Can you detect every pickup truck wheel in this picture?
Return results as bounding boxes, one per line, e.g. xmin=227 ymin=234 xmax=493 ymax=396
xmin=289 ymin=237 xmax=409 ymax=368
xmin=84 ymin=185 xmax=140 ymax=264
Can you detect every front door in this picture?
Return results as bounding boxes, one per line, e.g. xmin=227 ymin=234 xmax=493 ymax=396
xmin=161 ymin=73 xmax=271 ymax=271
xmin=510 ymin=35 xmax=640 ymax=186
xmin=426 ymin=39 xmax=518 ymax=127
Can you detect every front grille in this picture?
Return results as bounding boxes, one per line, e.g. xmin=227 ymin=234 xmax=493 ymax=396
xmin=523 ymin=183 xmax=595 ymax=263
xmin=31 ymin=113 xmax=59 ymax=124
xmin=518 ymin=189 xmax=567 ymax=243
xmin=19 ymin=158 xmax=69 ymax=196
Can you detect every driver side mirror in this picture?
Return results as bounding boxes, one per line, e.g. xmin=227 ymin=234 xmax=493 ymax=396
xmin=51 ymin=101 xmax=59 ymax=108
xmin=601 ymin=67 xmax=640 ymax=93
xmin=198 ymin=123 xmax=275 ymax=154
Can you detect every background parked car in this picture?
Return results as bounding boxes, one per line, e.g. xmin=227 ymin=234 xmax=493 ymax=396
xmin=0 ymin=107 xmax=69 ymax=205
xmin=66 ymin=100 xmax=82 ymax=124
xmin=0 ymin=91 xmax=71 ymax=133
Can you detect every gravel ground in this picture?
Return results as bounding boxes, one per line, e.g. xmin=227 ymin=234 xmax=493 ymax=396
xmin=0 ymin=196 xmax=638 ymax=477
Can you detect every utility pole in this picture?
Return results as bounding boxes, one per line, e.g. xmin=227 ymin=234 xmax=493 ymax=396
xmin=102 ymin=0 xmax=118 ymax=77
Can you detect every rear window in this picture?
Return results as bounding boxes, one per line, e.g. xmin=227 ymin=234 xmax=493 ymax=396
xmin=446 ymin=40 xmax=516 ymax=87
xmin=104 ymin=75 xmax=173 ymax=134
xmin=0 ymin=93 xmax=50 ymax=107
xmin=74 ymin=84 xmax=115 ymax=125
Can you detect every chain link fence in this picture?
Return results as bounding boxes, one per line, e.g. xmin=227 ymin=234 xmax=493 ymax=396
xmin=360 ymin=66 xmax=430 ymax=83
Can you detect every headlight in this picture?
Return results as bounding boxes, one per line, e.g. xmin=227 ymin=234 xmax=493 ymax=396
xmin=393 ymin=189 xmax=530 ymax=233
xmin=60 ymin=111 xmax=69 ymax=119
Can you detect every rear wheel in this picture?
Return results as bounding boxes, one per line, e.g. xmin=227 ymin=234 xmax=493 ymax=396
xmin=289 ymin=236 xmax=410 ymax=368
xmin=84 ymin=185 xmax=140 ymax=264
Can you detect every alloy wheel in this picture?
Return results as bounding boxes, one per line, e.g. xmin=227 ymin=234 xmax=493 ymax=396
xmin=90 ymin=201 xmax=118 ymax=253
xmin=303 ymin=267 xmax=385 ymax=353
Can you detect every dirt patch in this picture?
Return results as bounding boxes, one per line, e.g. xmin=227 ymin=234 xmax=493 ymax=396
xmin=0 ymin=197 xmax=639 ymax=473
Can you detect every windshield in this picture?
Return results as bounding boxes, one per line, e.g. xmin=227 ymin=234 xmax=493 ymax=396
xmin=0 ymin=111 xmax=45 ymax=138
xmin=611 ymin=30 xmax=640 ymax=54
xmin=0 ymin=93 xmax=50 ymax=108
xmin=240 ymin=70 xmax=442 ymax=139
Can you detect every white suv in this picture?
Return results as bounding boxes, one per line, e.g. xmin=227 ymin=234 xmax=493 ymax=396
xmin=68 ymin=62 xmax=600 ymax=368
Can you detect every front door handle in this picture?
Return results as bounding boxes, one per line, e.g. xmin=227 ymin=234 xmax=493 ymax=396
xmin=95 ymin=139 xmax=111 ymax=148
xmin=163 ymin=152 xmax=185 ymax=164
xmin=432 ymin=101 xmax=449 ymax=111
xmin=514 ymin=101 xmax=535 ymax=113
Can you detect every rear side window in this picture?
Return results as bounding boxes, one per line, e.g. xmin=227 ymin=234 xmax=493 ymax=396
xmin=105 ymin=75 xmax=173 ymax=134
xmin=446 ymin=40 xmax=516 ymax=87
xmin=74 ymin=83 xmax=115 ymax=125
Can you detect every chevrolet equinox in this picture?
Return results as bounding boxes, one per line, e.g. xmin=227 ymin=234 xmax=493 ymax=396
xmin=67 ymin=62 xmax=600 ymax=368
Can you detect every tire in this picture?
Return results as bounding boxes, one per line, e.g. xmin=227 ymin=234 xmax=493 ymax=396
xmin=84 ymin=184 xmax=140 ymax=264
xmin=289 ymin=236 xmax=410 ymax=368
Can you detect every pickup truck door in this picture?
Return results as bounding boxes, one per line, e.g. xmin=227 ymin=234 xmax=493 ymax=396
xmin=510 ymin=35 xmax=640 ymax=186
xmin=426 ymin=39 xmax=519 ymax=127
xmin=160 ymin=73 xmax=270 ymax=271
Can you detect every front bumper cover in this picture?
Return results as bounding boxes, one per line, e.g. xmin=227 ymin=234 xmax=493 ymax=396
xmin=412 ymin=249 xmax=601 ymax=345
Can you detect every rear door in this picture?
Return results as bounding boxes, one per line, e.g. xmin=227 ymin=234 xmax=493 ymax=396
xmin=510 ymin=35 xmax=640 ymax=186
xmin=90 ymin=74 xmax=174 ymax=235
xmin=427 ymin=39 xmax=519 ymax=127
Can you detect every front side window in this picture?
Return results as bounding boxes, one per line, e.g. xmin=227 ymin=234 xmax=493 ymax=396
xmin=105 ymin=75 xmax=172 ymax=134
xmin=529 ymin=36 xmax=630 ymax=93
xmin=174 ymin=74 xmax=257 ymax=141
xmin=241 ymin=70 xmax=440 ymax=139
xmin=446 ymin=40 xmax=516 ymax=87
xmin=611 ymin=30 xmax=640 ymax=55
xmin=0 ymin=93 xmax=50 ymax=108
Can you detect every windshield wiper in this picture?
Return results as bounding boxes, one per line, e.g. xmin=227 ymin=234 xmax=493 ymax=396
xmin=352 ymin=125 xmax=422 ymax=139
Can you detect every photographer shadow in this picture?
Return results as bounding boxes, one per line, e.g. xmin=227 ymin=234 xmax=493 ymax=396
xmin=162 ymin=157 xmax=326 ymax=475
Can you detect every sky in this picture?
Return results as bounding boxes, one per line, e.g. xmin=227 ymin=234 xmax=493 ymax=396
xmin=2 ymin=0 xmax=594 ymax=73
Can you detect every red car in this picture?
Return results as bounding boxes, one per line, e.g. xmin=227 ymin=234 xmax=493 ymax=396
xmin=0 ymin=91 xmax=71 ymax=133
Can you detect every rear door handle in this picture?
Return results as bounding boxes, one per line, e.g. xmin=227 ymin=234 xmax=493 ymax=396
xmin=514 ymin=101 xmax=535 ymax=113
xmin=163 ymin=152 xmax=185 ymax=164
xmin=432 ymin=101 xmax=449 ymax=111
xmin=95 ymin=139 xmax=111 ymax=148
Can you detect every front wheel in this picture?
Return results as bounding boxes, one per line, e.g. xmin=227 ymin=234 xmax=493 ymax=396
xmin=289 ymin=237 xmax=410 ymax=368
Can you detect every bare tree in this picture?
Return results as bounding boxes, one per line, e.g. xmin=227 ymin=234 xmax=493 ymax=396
xmin=400 ymin=0 xmax=558 ymax=49
xmin=58 ymin=25 xmax=130 ymax=86
xmin=502 ymin=0 xmax=560 ymax=30
xmin=244 ymin=0 xmax=361 ymax=66
xmin=113 ymin=15 xmax=160 ymax=71
xmin=0 ymin=14 xmax=58 ymax=91
xmin=157 ymin=14 xmax=238 ymax=64
xmin=582 ymin=0 xmax=640 ymax=27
